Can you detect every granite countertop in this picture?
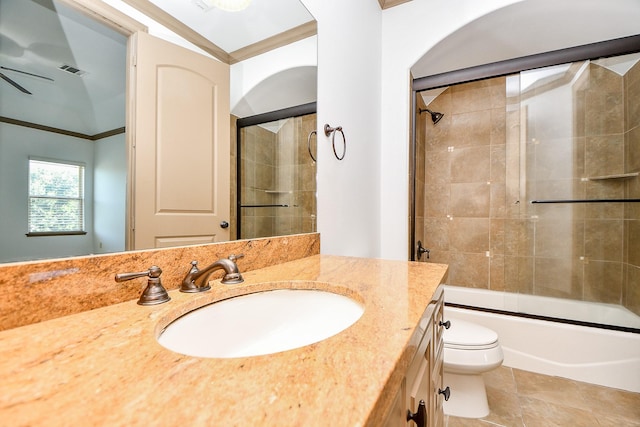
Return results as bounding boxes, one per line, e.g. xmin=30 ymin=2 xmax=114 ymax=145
xmin=0 ymin=255 xmax=447 ymax=426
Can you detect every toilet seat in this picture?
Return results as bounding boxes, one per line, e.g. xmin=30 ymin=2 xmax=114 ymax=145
xmin=443 ymin=319 xmax=498 ymax=349
xmin=445 ymin=341 xmax=498 ymax=350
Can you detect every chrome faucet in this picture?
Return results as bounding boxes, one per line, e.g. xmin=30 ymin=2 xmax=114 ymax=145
xmin=180 ymin=254 xmax=244 ymax=292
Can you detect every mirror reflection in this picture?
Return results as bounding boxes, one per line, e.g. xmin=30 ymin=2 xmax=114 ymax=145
xmin=237 ymin=109 xmax=317 ymax=239
xmin=0 ymin=0 xmax=128 ymax=263
xmin=0 ymin=0 xmax=317 ymax=263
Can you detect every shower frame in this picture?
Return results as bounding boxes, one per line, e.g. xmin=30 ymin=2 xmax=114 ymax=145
xmin=410 ymin=34 xmax=640 ymax=332
xmin=236 ymin=102 xmax=316 ymax=240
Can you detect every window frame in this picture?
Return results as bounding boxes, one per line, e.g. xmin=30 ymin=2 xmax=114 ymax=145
xmin=26 ymin=157 xmax=88 ymax=237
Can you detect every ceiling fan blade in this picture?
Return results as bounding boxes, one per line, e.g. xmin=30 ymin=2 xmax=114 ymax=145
xmin=0 ymin=66 xmax=54 ymax=82
xmin=0 ymin=72 xmax=32 ymax=95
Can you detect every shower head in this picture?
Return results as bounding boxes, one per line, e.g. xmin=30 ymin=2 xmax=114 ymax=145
xmin=419 ymin=108 xmax=444 ymax=125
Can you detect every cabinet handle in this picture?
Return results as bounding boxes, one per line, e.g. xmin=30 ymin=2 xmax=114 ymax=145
xmin=406 ymin=399 xmax=427 ymax=427
xmin=439 ymin=320 xmax=451 ymax=329
xmin=438 ymin=386 xmax=451 ymax=401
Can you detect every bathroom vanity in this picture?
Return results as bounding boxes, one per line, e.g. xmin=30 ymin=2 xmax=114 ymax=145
xmin=0 ymin=254 xmax=447 ymax=426
xmin=383 ymin=285 xmax=447 ymax=427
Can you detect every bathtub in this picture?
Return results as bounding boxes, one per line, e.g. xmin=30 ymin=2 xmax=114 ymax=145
xmin=443 ymin=285 xmax=640 ymax=393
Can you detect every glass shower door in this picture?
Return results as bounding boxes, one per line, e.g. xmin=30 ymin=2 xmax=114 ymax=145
xmin=237 ymin=113 xmax=317 ymax=239
xmin=512 ymin=56 xmax=640 ymax=330
xmin=414 ymin=50 xmax=640 ymax=331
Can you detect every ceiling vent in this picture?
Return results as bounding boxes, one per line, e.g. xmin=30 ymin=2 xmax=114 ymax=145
xmin=59 ymin=64 xmax=87 ymax=77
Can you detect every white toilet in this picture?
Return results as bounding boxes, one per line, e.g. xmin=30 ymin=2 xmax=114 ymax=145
xmin=442 ymin=318 xmax=504 ymax=418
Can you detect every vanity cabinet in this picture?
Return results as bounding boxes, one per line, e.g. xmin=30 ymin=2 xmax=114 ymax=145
xmin=383 ymin=286 xmax=446 ymax=427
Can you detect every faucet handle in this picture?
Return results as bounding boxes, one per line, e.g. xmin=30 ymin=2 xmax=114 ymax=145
xmin=181 ymin=260 xmax=211 ymax=293
xmin=228 ymin=253 xmax=244 ymax=264
xmin=115 ymin=266 xmax=170 ymax=306
xmin=188 ymin=260 xmax=199 ymax=273
xmin=114 ymin=265 xmax=162 ymax=282
xmin=221 ymin=255 xmax=244 ymax=285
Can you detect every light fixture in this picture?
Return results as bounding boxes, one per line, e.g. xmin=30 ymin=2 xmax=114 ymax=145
xmin=200 ymin=0 xmax=252 ymax=12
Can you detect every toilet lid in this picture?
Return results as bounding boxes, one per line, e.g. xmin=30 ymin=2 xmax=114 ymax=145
xmin=443 ymin=319 xmax=498 ymax=348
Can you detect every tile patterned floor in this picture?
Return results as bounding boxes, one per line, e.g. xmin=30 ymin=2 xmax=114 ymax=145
xmin=445 ymin=367 xmax=640 ymax=427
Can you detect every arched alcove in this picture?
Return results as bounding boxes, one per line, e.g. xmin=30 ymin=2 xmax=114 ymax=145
xmin=231 ymin=65 xmax=317 ymax=118
xmin=411 ymin=0 xmax=640 ymax=80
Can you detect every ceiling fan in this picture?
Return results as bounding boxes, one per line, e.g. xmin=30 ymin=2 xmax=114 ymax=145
xmin=0 ymin=66 xmax=54 ymax=95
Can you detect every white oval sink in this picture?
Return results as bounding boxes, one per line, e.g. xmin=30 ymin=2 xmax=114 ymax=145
xmin=157 ymin=288 xmax=364 ymax=358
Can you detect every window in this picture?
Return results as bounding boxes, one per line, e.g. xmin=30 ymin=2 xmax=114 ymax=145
xmin=28 ymin=159 xmax=86 ymax=235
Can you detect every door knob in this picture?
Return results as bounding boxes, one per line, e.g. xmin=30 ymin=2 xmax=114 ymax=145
xmin=220 ymin=221 xmax=229 ymax=229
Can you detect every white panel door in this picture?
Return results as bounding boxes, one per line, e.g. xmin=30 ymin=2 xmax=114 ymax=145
xmin=132 ymin=31 xmax=230 ymax=249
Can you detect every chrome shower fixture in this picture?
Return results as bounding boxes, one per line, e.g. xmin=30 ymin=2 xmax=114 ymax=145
xmin=419 ymin=108 xmax=444 ymax=125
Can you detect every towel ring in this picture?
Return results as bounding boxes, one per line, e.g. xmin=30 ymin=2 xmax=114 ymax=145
xmin=324 ymin=124 xmax=346 ymax=161
xmin=307 ymin=130 xmax=317 ymax=162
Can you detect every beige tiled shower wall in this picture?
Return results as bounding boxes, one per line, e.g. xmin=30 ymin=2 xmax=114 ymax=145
xmin=299 ymin=114 xmax=318 ymax=234
xmin=415 ymin=96 xmax=426 ymax=255
xmin=273 ymin=114 xmax=317 ymax=236
xmin=418 ymin=60 xmax=640 ymax=316
xmin=239 ymin=114 xmax=317 ymax=240
xmin=418 ymin=77 xmax=509 ymax=291
xmin=625 ymin=59 xmax=640 ymax=315
xmin=241 ymin=123 xmax=277 ymax=238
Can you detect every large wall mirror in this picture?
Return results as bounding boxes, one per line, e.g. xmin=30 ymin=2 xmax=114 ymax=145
xmin=0 ymin=0 xmax=317 ymax=264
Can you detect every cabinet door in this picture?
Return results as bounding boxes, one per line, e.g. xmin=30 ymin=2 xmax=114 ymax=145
xmin=430 ymin=296 xmax=446 ymax=427
xmin=383 ymin=378 xmax=407 ymax=427
xmin=407 ymin=323 xmax=433 ymax=427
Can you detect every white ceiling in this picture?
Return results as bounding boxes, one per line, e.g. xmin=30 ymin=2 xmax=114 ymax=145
xmin=0 ymin=0 xmax=127 ymax=135
xmin=148 ymin=0 xmax=314 ymax=53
